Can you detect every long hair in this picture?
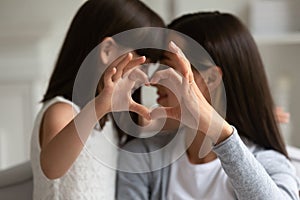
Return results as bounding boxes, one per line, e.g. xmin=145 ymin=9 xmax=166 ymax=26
xmin=42 ymin=0 xmax=164 ymax=134
xmin=168 ymin=12 xmax=288 ymax=157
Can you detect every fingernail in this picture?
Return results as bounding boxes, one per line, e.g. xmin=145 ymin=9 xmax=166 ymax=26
xmin=170 ymin=41 xmax=176 ymax=48
xmin=169 ymin=41 xmax=178 ymax=50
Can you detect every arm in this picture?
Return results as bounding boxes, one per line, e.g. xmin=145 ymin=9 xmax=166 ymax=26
xmin=213 ymin=127 xmax=300 ymax=200
xmin=40 ymin=95 xmax=109 ymax=179
xmin=151 ymin=42 xmax=299 ymax=199
xmin=40 ymin=54 xmax=149 ymax=179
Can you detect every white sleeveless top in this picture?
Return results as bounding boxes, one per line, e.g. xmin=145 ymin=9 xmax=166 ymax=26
xmin=30 ymin=96 xmax=118 ymax=200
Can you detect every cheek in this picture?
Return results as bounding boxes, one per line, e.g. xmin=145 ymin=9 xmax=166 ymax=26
xmin=156 ymin=86 xmax=179 ymax=107
xmin=198 ymin=83 xmax=208 ymax=95
xmin=166 ymin=91 xmax=179 ymax=107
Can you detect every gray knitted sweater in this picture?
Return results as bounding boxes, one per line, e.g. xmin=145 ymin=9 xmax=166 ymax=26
xmin=117 ymin=127 xmax=300 ymax=200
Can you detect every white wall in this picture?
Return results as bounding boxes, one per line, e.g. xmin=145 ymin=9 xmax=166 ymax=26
xmin=0 ymin=0 xmax=83 ymax=169
xmin=142 ymin=0 xmax=250 ymax=24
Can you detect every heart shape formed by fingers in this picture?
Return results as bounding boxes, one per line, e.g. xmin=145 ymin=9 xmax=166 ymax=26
xmin=111 ymin=67 xmax=151 ymax=119
xmin=108 ymin=41 xmax=205 ymax=133
xmin=110 ymin=65 xmax=168 ymax=138
xmin=149 ymin=67 xmax=201 ymax=131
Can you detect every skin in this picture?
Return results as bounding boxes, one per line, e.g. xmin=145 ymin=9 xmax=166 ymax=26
xmin=275 ymin=106 xmax=290 ymax=124
xmin=40 ymin=38 xmax=288 ymax=178
xmin=151 ymin=42 xmax=290 ymax=164
xmin=40 ymin=53 xmax=150 ymax=179
xmin=150 ymin=41 xmax=233 ymax=164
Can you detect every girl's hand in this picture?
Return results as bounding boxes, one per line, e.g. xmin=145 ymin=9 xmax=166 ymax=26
xmin=98 ymin=53 xmax=151 ymax=120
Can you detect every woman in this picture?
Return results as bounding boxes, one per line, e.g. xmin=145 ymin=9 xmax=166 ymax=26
xmin=117 ymin=12 xmax=300 ymax=199
xmin=30 ymin=0 xmax=164 ymax=199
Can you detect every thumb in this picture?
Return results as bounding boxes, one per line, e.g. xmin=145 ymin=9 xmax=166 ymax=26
xmin=128 ymin=68 xmax=149 ymax=85
xmin=129 ymin=101 xmax=151 ymax=121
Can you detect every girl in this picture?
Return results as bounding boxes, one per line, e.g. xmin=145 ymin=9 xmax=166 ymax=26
xmin=117 ymin=12 xmax=300 ymax=199
xmin=30 ymin=0 xmax=164 ymax=199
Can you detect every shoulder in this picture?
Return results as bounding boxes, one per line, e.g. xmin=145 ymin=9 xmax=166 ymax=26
xmin=253 ymin=148 xmax=300 ymax=192
xmin=241 ymin=136 xmax=294 ymax=170
xmin=254 ymin=148 xmax=295 ymax=172
xmin=40 ymin=102 xmax=77 ymax=148
xmin=42 ymin=96 xmax=80 ymax=117
xmin=43 ymin=102 xmax=76 ymax=127
xmin=44 ymin=102 xmax=75 ymax=115
xmin=237 ymin=133 xmax=296 ymax=175
xmin=243 ymin=138 xmax=293 ymax=170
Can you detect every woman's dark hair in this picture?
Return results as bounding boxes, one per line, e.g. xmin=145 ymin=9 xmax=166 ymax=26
xmin=168 ymin=12 xmax=288 ymax=157
xmin=42 ymin=0 xmax=164 ymax=141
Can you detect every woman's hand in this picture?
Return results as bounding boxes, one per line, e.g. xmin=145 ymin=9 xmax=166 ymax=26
xmin=275 ymin=106 xmax=290 ymax=124
xmin=150 ymin=67 xmax=210 ymax=132
xmin=150 ymin=42 xmax=232 ymax=144
xmin=97 ymin=53 xmax=151 ymax=120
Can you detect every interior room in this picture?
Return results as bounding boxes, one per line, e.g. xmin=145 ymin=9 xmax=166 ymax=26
xmin=0 ymin=0 xmax=299 ymax=199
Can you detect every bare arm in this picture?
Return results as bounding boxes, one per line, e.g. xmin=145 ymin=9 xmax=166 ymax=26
xmin=40 ymin=96 xmax=108 ymax=179
xmin=40 ymin=54 xmax=149 ymax=179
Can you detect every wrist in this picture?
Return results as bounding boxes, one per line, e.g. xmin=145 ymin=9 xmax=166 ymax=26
xmin=94 ymin=94 xmax=111 ymax=118
xmin=215 ymin=122 xmax=233 ymax=145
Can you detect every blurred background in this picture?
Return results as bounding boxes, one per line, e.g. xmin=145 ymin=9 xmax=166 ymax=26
xmin=0 ymin=0 xmax=299 ymax=170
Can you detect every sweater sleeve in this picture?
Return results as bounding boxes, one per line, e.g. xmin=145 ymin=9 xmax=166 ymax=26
xmin=213 ymin=127 xmax=300 ymax=200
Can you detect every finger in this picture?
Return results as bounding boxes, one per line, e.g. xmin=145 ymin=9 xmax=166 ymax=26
xmin=112 ymin=53 xmax=133 ymax=81
xmin=150 ymin=106 xmax=181 ymax=121
xmin=160 ymin=58 xmax=189 ymax=79
xmin=150 ymin=69 xmax=183 ymax=99
xmin=103 ymin=67 xmax=117 ymax=86
xmin=108 ymin=53 xmax=128 ymax=70
xmin=169 ymin=41 xmax=186 ymax=58
xmin=127 ymin=68 xmax=149 ymax=85
xmin=150 ymin=69 xmax=170 ymax=84
xmin=182 ymin=76 xmax=191 ymax=96
xmin=161 ymin=49 xmax=191 ymax=82
xmin=150 ymin=68 xmax=182 ymax=85
xmin=278 ymin=115 xmax=290 ymax=124
xmin=168 ymin=41 xmax=194 ymax=82
xmin=277 ymin=112 xmax=290 ymax=124
xmin=275 ymin=107 xmax=290 ymax=124
xmin=122 ymin=56 xmax=146 ymax=75
xmin=129 ymin=102 xmax=151 ymax=121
